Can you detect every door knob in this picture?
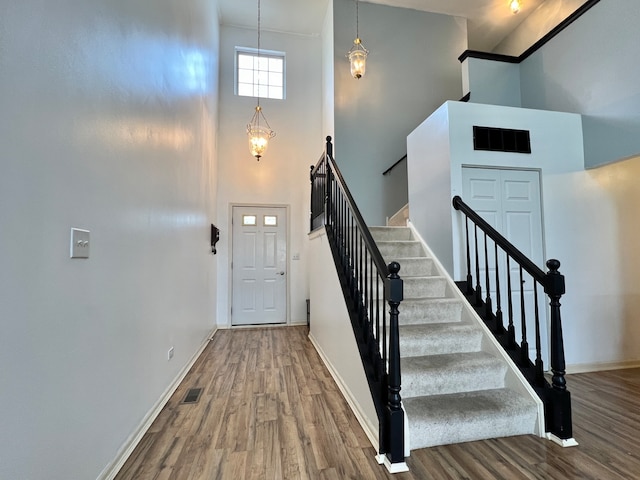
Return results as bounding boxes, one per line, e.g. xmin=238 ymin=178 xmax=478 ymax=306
xmin=278 ymin=271 xmax=285 ymax=276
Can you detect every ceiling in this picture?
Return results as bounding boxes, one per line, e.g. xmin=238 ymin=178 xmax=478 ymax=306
xmin=217 ymin=0 xmax=555 ymax=52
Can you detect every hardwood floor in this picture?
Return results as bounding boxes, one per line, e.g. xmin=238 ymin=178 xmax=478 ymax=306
xmin=115 ymin=327 xmax=640 ymax=479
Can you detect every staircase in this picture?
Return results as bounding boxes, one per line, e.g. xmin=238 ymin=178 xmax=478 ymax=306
xmin=370 ymin=225 xmax=541 ymax=450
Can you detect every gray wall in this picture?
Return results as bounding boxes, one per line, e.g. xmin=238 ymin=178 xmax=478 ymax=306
xmin=520 ymin=0 xmax=640 ymax=168
xmin=0 ymin=1 xmax=219 ymax=478
xmin=332 ymin=0 xmax=466 ymax=225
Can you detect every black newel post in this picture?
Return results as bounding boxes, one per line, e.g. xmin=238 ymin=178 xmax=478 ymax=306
xmin=385 ymin=262 xmax=405 ymax=464
xmin=325 ymin=137 xmax=333 ymax=228
xmin=544 ymin=259 xmax=573 ymax=440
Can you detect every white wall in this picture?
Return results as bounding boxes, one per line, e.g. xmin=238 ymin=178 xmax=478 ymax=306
xmin=519 ymin=0 xmax=640 ymax=168
xmin=322 ymin=1 xmax=336 ymax=140
xmin=216 ymin=25 xmax=323 ymax=327
xmin=493 ymin=0 xmax=589 ymax=56
xmin=333 ymin=0 xmax=467 ymax=225
xmin=0 ymin=1 xmax=220 ymax=479
xmin=407 ymin=103 xmax=454 ymax=272
xmin=308 ymin=229 xmax=379 ymax=448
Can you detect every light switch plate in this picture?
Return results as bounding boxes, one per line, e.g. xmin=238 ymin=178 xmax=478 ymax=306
xmin=70 ymin=228 xmax=90 ymax=258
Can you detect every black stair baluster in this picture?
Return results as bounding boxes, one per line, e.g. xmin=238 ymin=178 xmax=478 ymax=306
xmin=465 ymin=216 xmax=473 ymax=294
xmin=484 ymin=232 xmax=493 ymax=321
xmin=534 ymin=281 xmax=545 ymax=386
xmin=494 ymin=243 xmax=504 ymax=332
xmin=519 ymin=265 xmax=529 ymax=365
xmin=507 ymin=256 xmax=516 ymax=348
xmin=474 ymin=224 xmax=482 ymax=306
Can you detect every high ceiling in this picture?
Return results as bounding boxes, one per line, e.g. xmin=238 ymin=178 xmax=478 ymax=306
xmin=217 ymin=0 xmax=559 ymax=52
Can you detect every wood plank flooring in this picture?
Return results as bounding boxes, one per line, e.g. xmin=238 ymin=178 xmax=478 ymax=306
xmin=115 ymin=327 xmax=640 ymax=479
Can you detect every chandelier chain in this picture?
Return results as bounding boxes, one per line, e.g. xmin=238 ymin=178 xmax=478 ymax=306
xmin=356 ymin=0 xmax=359 ymax=38
xmin=257 ymin=0 xmax=261 ymax=107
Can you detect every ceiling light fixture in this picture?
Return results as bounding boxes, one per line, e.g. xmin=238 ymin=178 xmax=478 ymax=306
xmin=510 ymin=0 xmax=522 ymax=14
xmin=347 ymin=0 xmax=368 ymax=79
xmin=246 ymin=0 xmax=275 ymax=160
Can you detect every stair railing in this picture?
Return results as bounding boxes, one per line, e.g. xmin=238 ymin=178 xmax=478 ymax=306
xmin=452 ymin=195 xmax=573 ymax=441
xmin=310 ymin=136 xmax=405 ymax=468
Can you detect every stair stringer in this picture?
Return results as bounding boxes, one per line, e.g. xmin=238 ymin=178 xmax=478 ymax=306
xmin=406 ymin=220 xmax=545 ymax=438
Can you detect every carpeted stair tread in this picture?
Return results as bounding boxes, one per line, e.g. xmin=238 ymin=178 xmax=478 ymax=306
xmin=370 ymin=226 xmax=413 ymax=242
xmin=403 ymin=388 xmax=538 ymax=449
xmin=377 ymin=240 xmax=426 ymax=259
xmin=398 ymin=323 xmax=483 ymax=357
xmin=402 ymin=351 xmax=506 ymax=397
xmin=397 ymin=298 xmax=464 ymax=324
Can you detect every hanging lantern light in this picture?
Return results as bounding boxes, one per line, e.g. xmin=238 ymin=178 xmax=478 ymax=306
xmin=347 ymin=0 xmax=368 ymax=79
xmin=246 ymin=0 xmax=275 ymax=160
xmin=510 ymin=0 xmax=522 ymax=14
xmin=247 ymin=105 xmax=275 ymax=160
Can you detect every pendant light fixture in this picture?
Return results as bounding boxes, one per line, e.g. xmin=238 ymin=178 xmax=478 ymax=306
xmin=246 ymin=0 xmax=275 ymax=160
xmin=347 ymin=0 xmax=368 ymax=79
xmin=510 ymin=0 xmax=522 ymax=14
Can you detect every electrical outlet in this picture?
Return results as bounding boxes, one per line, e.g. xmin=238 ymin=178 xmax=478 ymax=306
xmin=168 ymin=347 xmax=174 ymax=360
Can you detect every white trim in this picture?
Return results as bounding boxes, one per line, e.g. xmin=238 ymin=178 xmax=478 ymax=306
xmin=376 ymin=454 xmax=410 ymax=474
xmin=546 ymin=433 xmax=579 ymax=447
xmin=308 ymin=332 xmax=379 ymax=452
xmin=97 ymin=328 xmax=218 ymax=480
xmin=566 ymin=359 xmax=640 ymax=374
xmin=382 ymin=456 xmax=410 ymax=474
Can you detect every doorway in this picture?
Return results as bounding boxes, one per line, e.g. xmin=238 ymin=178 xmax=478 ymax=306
xmin=461 ymin=167 xmax=548 ymax=364
xmin=231 ymin=205 xmax=287 ymax=326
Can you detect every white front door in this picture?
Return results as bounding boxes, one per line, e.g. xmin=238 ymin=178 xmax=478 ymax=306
xmin=462 ymin=167 xmax=548 ymax=364
xmin=231 ymin=206 xmax=287 ymax=326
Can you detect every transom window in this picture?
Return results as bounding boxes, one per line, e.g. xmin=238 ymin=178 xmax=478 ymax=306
xmin=236 ymin=47 xmax=285 ymax=100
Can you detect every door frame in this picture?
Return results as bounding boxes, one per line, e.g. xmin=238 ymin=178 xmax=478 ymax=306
xmin=228 ymin=203 xmax=290 ymax=327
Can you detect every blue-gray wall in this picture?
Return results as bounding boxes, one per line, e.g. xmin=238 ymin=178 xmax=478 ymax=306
xmin=520 ymin=0 xmax=640 ymax=168
xmin=332 ymin=0 xmax=466 ymax=224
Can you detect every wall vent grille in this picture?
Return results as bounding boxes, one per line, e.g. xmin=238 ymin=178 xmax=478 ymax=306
xmin=473 ymin=126 xmax=531 ymax=154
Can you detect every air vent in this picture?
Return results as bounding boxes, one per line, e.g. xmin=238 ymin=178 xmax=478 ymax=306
xmin=473 ymin=126 xmax=531 ymax=154
xmin=181 ymin=387 xmax=203 ymax=404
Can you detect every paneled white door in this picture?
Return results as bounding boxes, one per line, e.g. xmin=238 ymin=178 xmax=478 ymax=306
xmin=462 ymin=167 xmax=548 ymax=364
xmin=231 ymin=206 xmax=287 ymax=326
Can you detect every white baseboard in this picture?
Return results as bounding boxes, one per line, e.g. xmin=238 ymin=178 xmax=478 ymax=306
xmin=566 ymin=359 xmax=640 ymax=374
xmin=97 ymin=328 xmax=218 ymax=480
xmin=308 ymin=332 xmax=379 ymax=452
xmin=546 ymin=432 xmax=579 ymax=447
